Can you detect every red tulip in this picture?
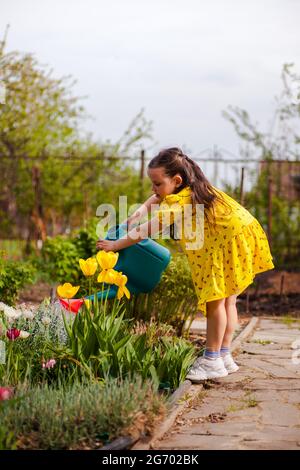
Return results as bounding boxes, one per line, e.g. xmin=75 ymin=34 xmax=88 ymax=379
xmin=0 ymin=387 xmax=14 ymax=400
xmin=59 ymin=298 xmax=84 ymax=314
xmin=6 ymin=327 xmax=20 ymax=340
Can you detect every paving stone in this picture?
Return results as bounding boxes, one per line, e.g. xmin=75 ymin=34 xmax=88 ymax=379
xmin=156 ymin=317 xmax=300 ymax=450
xmin=242 ymin=344 xmax=292 ymax=357
xmin=257 ymin=319 xmax=300 ymax=330
xmin=179 ymin=421 xmax=262 ymax=439
xmin=238 ymin=356 xmax=299 ymax=378
xmin=251 ymin=332 xmax=299 ymax=344
xmin=219 ymin=370 xmax=268 ymax=383
xmin=155 ymin=434 xmax=243 ymax=450
xmin=249 ymin=389 xmax=300 ymax=403
xmin=183 ymin=390 xmax=247 ymax=421
xmin=238 ymin=440 xmax=300 ymax=450
xmin=239 ymin=424 xmax=300 ymax=442
xmin=258 ymin=401 xmax=300 ymax=427
xmin=244 ymin=378 xmax=300 ymax=391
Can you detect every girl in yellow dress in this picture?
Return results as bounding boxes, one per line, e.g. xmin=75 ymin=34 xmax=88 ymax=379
xmin=96 ymin=147 xmax=274 ymax=382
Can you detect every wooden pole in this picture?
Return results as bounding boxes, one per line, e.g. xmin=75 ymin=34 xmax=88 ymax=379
xmin=279 ymin=273 xmax=285 ymax=306
xmin=139 ymin=149 xmax=145 ymax=201
xmin=140 ymin=149 xmax=145 ymax=182
xmin=267 ymin=174 xmax=273 ymax=250
xmin=254 ymin=279 xmax=260 ymax=299
xmin=240 ymin=166 xmax=245 ymax=205
xmin=31 ymin=165 xmax=47 ymax=246
xmin=246 ymin=290 xmax=250 ymax=315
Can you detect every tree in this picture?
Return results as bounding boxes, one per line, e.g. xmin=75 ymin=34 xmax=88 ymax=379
xmin=222 ymin=63 xmax=300 ymax=161
xmin=222 ymin=63 xmax=300 ymax=268
xmin=0 ymin=27 xmax=154 ymax=246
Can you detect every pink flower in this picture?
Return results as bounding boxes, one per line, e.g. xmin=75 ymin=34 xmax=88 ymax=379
xmin=42 ymin=359 xmax=56 ymax=369
xmin=6 ymin=327 xmax=20 ymax=340
xmin=0 ymin=387 xmax=14 ymax=401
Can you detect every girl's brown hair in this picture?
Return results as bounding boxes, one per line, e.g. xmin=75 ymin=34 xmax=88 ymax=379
xmin=148 ymin=147 xmax=231 ymax=226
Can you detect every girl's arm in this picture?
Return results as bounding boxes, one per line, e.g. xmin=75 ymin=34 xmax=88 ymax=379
xmin=113 ymin=215 xmax=163 ymax=251
xmin=121 ymin=193 xmax=162 ymax=229
xmin=96 ymin=194 xmax=163 ymax=252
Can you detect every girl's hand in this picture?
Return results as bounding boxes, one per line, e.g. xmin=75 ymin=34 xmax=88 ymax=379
xmin=96 ymin=239 xmax=118 ymax=252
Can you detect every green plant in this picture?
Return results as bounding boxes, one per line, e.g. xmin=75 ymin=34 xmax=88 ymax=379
xmin=0 ymin=299 xmax=71 ymax=386
xmin=121 ymin=253 xmax=198 ymax=335
xmin=0 ymin=400 xmax=18 ymax=450
xmin=282 ymin=315 xmax=300 ymax=327
xmin=40 ymin=236 xmax=81 ymax=283
xmin=252 ymin=339 xmax=272 ymax=345
xmin=49 ymin=291 xmax=197 ymax=389
xmin=39 ymin=221 xmax=100 ymax=285
xmin=0 ymin=376 xmax=165 ymax=449
xmin=0 ymin=257 xmax=36 ymax=305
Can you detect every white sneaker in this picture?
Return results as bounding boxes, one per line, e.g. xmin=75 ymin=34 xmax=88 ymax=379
xmin=186 ymin=356 xmax=228 ymax=383
xmin=222 ymin=353 xmax=239 ymax=373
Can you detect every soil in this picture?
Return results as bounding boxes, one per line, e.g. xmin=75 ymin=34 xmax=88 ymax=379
xmin=238 ymin=270 xmax=300 ymax=317
xmin=17 ymin=270 xmax=300 ymax=316
xmin=18 ymin=281 xmax=53 ymax=308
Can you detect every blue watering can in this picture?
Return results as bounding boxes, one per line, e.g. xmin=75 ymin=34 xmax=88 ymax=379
xmin=85 ymin=224 xmax=171 ymax=301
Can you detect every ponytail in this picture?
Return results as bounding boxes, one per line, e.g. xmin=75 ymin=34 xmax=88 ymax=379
xmin=148 ymin=147 xmax=231 ymax=227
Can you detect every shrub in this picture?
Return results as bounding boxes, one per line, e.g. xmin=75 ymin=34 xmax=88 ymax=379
xmin=39 ymin=220 xmax=99 ymax=283
xmin=0 ymin=257 xmax=36 ymax=306
xmin=122 ymin=253 xmax=198 ymax=335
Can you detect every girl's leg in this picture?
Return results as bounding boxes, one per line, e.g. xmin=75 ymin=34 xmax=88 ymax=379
xmin=206 ymin=298 xmax=227 ymax=351
xmin=222 ymin=294 xmax=238 ymax=349
xmin=186 ymin=298 xmax=228 ymax=381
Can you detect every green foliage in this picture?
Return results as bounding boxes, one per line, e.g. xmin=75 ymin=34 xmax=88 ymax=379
xmin=0 ymin=376 xmax=164 ymax=449
xmin=244 ymin=169 xmax=300 ymax=269
xmin=122 ymin=253 xmax=198 ymax=335
xmin=0 ymin=400 xmax=18 ymax=450
xmin=0 ymin=299 xmax=69 ymax=386
xmin=0 ymin=36 xmax=154 ymax=242
xmin=223 ymin=64 xmax=300 ymax=269
xmin=124 ymin=334 xmax=197 ymax=390
xmin=50 ymin=292 xmax=196 ymax=390
xmin=39 ymin=236 xmax=80 ymax=282
xmin=39 ymin=220 xmax=99 ymax=282
xmin=0 ymin=256 xmax=36 ymax=305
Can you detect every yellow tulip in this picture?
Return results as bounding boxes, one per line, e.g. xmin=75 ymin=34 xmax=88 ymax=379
xmin=79 ymin=257 xmax=98 ymax=277
xmin=114 ymin=272 xmax=130 ymax=300
xmin=97 ymin=268 xmax=119 ymax=284
xmin=57 ymin=283 xmax=80 ymax=299
xmin=96 ymin=250 xmax=119 ymax=270
xmin=84 ymin=299 xmax=91 ymax=310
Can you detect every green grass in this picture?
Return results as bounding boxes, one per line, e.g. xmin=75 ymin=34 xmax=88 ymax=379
xmin=0 ymin=376 xmax=165 ymax=450
xmin=282 ymin=316 xmax=300 ymax=327
xmin=0 ymin=240 xmax=29 ymax=261
xmin=252 ymin=339 xmax=272 ymax=345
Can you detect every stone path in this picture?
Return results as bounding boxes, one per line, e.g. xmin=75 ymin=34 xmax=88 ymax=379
xmin=154 ymin=317 xmax=300 ymax=450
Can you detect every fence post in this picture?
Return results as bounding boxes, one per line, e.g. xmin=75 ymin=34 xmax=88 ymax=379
xmin=267 ymin=174 xmax=273 ymax=250
xmin=139 ymin=149 xmax=145 ymax=201
xmin=240 ymin=166 xmax=245 ymax=205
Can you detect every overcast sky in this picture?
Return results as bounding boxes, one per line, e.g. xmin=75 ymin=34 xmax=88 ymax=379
xmin=1 ymin=0 xmax=300 ymax=164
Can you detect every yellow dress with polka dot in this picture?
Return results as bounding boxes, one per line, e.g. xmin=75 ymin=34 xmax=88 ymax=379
xmin=155 ymin=185 xmax=274 ymax=317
